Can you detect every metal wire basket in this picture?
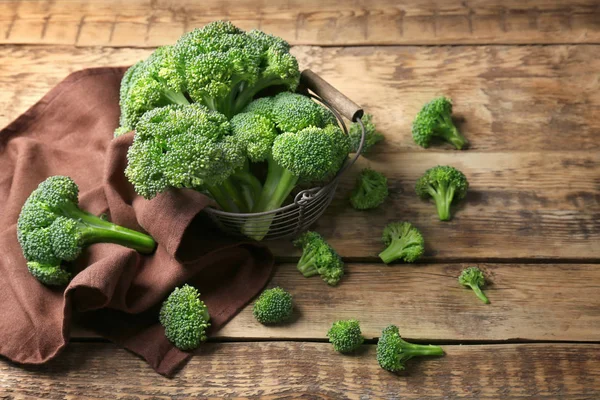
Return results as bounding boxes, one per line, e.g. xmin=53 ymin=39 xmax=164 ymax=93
xmin=204 ymin=70 xmax=366 ymax=240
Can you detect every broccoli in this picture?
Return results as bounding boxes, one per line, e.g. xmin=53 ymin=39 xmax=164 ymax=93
xmin=459 ymin=267 xmax=490 ymax=304
xmin=412 ymin=97 xmax=468 ymax=150
xmin=349 ymin=113 xmax=383 ymax=154
xmin=159 ymin=284 xmax=211 ymax=350
xmin=327 ymin=319 xmax=364 ymax=353
xmin=252 ymin=287 xmax=294 ymax=324
xmin=349 ymin=168 xmax=388 ymax=210
xmin=415 ymin=165 xmax=469 ymax=221
xmin=125 ymin=103 xmax=255 ymax=213
xmin=376 ymin=325 xmax=444 ymax=372
xmin=378 ymin=222 xmax=424 ymax=264
xmin=17 ymin=176 xmax=156 ymax=286
xmin=293 ymin=231 xmax=344 ymax=286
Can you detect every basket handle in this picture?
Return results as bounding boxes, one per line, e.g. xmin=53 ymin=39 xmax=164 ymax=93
xmin=300 ymin=69 xmax=364 ymax=122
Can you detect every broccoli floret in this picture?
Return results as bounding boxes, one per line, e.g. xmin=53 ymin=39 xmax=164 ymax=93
xmin=292 ymin=231 xmax=344 ymax=286
xmin=17 ymin=176 xmax=157 ymax=286
xmin=271 ymin=92 xmax=335 ymax=133
xmin=378 ymin=222 xmax=424 ymax=264
xmin=252 ymin=287 xmax=294 ymax=324
xmin=412 ymin=97 xmax=468 ymax=150
xmin=159 ymin=284 xmax=211 ymax=350
xmin=349 ymin=113 xmax=383 ymax=154
xmin=327 ymin=319 xmax=364 ymax=353
xmin=376 ymin=325 xmax=444 ymax=372
xmin=350 ymin=168 xmax=388 ymax=210
xmin=415 ymin=165 xmax=469 ymax=221
xmin=125 ymin=103 xmax=252 ymax=212
xmin=459 ymin=267 xmax=490 ymax=304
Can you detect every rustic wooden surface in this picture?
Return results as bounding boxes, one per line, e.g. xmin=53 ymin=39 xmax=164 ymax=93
xmin=1 ymin=0 xmax=599 ymax=398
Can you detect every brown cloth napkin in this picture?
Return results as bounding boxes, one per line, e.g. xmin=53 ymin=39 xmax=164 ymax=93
xmin=0 ymin=67 xmax=274 ymax=377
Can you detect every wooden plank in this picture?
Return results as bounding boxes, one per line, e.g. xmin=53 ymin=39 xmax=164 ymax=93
xmin=1 ymin=342 xmax=598 ymax=398
xmin=71 ymin=263 xmax=600 ymax=342
xmin=0 ymin=0 xmax=599 ymax=47
xmin=1 ymin=45 xmax=599 ymax=152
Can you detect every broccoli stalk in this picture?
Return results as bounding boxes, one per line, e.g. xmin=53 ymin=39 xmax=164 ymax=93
xmin=376 ymin=325 xmax=444 ymax=372
xmin=459 ymin=267 xmax=490 ymax=304
xmin=412 ymin=97 xmax=468 ymax=150
xmin=252 ymin=287 xmax=294 ymax=324
xmin=378 ymin=222 xmax=425 ymax=264
xmin=293 ymin=231 xmax=345 ymax=286
xmin=415 ymin=165 xmax=469 ymax=221
xmin=17 ymin=176 xmax=156 ymax=286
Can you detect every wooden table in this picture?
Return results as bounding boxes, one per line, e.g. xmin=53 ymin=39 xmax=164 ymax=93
xmin=1 ymin=1 xmax=599 ymax=398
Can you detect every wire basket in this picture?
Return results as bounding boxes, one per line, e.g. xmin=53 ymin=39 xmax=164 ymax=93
xmin=204 ymin=70 xmax=366 ymax=240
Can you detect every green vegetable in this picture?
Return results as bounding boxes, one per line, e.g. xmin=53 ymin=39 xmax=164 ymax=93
xmin=350 ymin=168 xmax=388 ymax=210
xmin=327 ymin=319 xmax=364 ymax=353
xmin=376 ymin=325 xmax=444 ymax=372
xmin=115 ymin=21 xmax=300 ymax=134
xmin=415 ymin=165 xmax=469 ymax=221
xmin=349 ymin=113 xmax=383 ymax=154
xmin=293 ymin=231 xmax=344 ymax=286
xmin=412 ymin=97 xmax=468 ymax=150
xmin=459 ymin=267 xmax=490 ymax=304
xmin=378 ymin=222 xmax=424 ymax=264
xmin=159 ymin=284 xmax=211 ymax=350
xmin=17 ymin=176 xmax=156 ymax=286
xmin=253 ymin=287 xmax=294 ymax=324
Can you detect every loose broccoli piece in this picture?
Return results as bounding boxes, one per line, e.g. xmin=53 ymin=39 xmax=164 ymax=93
xmin=349 ymin=113 xmax=383 ymax=154
xmin=376 ymin=325 xmax=444 ymax=372
xmin=378 ymin=222 xmax=424 ymax=264
xmin=253 ymin=287 xmax=294 ymax=324
xmin=350 ymin=168 xmax=388 ymax=210
xmin=293 ymin=231 xmax=344 ymax=286
xmin=17 ymin=176 xmax=157 ymax=286
xmin=327 ymin=319 xmax=364 ymax=353
xmin=412 ymin=97 xmax=468 ymax=150
xmin=159 ymin=284 xmax=211 ymax=350
xmin=415 ymin=165 xmax=469 ymax=221
xmin=125 ymin=103 xmax=252 ymax=213
xmin=459 ymin=267 xmax=490 ymax=304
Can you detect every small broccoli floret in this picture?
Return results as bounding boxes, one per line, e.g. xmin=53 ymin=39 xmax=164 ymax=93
xmin=159 ymin=284 xmax=211 ymax=350
xmin=293 ymin=231 xmax=344 ymax=286
xmin=327 ymin=319 xmax=364 ymax=353
xmin=415 ymin=165 xmax=469 ymax=221
xmin=350 ymin=168 xmax=388 ymax=210
xmin=459 ymin=267 xmax=490 ymax=304
xmin=17 ymin=176 xmax=157 ymax=286
xmin=242 ymin=96 xmax=275 ymax=119
xmin=378 ymin=222 xmax=424 ymax=264
xmin=412 ymin=97 xmax=468 ymax=150
xmin=271 ymin=92 xmax=334 ymax=133
xmin=253 ymin=287 xmax=294 ymax=324
xmin=349 ymin=114 xmax=383 ymax=154
xmin=376 ymin=325 xmax=444 ymax=372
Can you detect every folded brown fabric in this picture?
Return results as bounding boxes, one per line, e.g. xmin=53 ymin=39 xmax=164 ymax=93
xmin=0 ymin=67 xmax=274 ymax=377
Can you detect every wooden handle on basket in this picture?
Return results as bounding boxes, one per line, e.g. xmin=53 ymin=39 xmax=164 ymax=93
xmin=300 ymin=69 xmax=364 ymax=122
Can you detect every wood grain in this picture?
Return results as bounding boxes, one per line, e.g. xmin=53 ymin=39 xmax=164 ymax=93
xmin=1 ymin=342 xmax=598 ymax=398
xmin=0 ymin=0 xmax=599 ymax=47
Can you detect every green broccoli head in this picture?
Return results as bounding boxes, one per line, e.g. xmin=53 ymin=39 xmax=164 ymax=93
xmin=125 ymin=103 xmax=244 ymax=199
xmin=376 ymin=325 xmax=444 ymax=372
xmin=378 ymin=221 xmax=424 ymax=264
xmin=17 ymin=176 xmax=156 ymax=286
xmin=293 ymin=231 xmax=344 ymax=286
xmin=350 ymin=168 xmax=388 ymax=210
xmin=459 ymin=267 xmax=490 ymax=304
xmin=349 ymin=113 xmax=383 ymax=154
xmin=230 ymin=111 xmax=278 ymax=162
xmin=252 ymin=287 xmax=294 ymax=324
xmin=271 ymin=92 xmax=336 ymax=133
xmin=415 ymin=165 xmax=469 ymax=221
xmin=242 ymin=97 xmax=275 ymax=119
xmin=412 ymin=96 xmax=468 ymax=150
xmin=327 ymin=319 xmax=365 ymax=353
xmin=159 ymin=284 xmax=211 ymax=350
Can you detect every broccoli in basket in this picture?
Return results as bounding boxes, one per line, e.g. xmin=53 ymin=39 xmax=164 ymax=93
xmin=17 ymin=176 xmax=156 ymax=286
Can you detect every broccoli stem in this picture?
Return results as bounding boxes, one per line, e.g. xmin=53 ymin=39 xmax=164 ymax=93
xmin=164 ymin=89 xmax=190 ymax=106
xmin=438 ymin=114 xmax=468 ymax=150
xmin=426 ymin=183 xmax=456 ymax=221
xmin=401 ymin=342 xmax=445 ymax=357
xmin=468 ymin=284 xmax=490 ymax=304
xmin=297 ymin=250 xmax=319 ymax=277
xmin=64 ymin=205 xmax=156 ymax=253
xmin=206 ymin=184 xmax=240 ymax=213
xmin=232 ymin=77 xmax=289 ymax=115
xmin=221 ymin=178 xmax=250 ymax=213
xmin=232 ymin=170 xmax=263 ymax=212
xmin=378 ymin=232 xmax=421 ymax=264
